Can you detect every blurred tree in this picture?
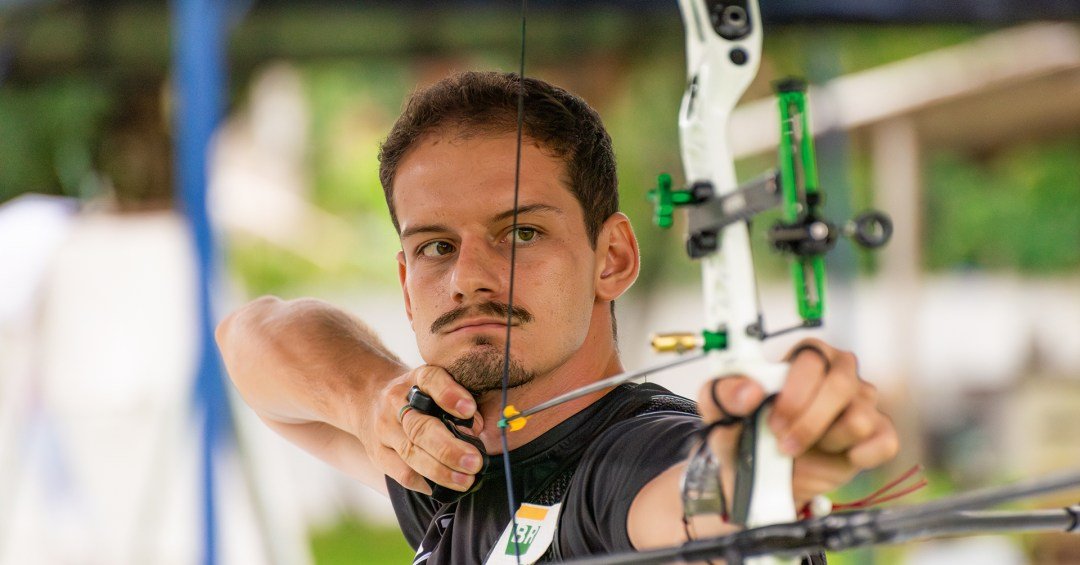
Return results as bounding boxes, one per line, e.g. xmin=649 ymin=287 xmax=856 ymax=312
xmin=925 ymin=136 xmax=1080 ymax=273
xmin=0 ymin=78 xmax=111 ymax=202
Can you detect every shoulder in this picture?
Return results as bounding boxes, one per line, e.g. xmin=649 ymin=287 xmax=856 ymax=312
xmin=588 ymin=407 xmax=701 ymax=471
xmin=556 ymin=392 xmax=702 ymax=556
xmin=590 ymin=384 xmax=700 ymax=458
xmin=579 ymin=384 xmax=700 ymax=483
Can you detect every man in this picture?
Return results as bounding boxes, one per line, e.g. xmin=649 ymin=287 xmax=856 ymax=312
xmin=216 ymin=71 xmax=898 ymax=563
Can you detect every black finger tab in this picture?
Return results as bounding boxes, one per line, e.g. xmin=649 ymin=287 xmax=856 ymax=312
xmin=407 ymin=386 xmax=474 ymax=428
xmin=405 ymin=386 xmax=489 ymax=503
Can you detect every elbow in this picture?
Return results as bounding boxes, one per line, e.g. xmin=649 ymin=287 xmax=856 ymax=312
xmin=216 ymin=295 xmax=283 ymax=348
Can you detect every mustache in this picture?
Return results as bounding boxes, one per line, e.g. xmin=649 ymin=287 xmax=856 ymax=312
xmin=430 ymin=301 xmax=533 ymax=334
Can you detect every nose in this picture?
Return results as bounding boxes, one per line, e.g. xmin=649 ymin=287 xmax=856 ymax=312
xmin=450 ymin=235 xmax=505 ymax=303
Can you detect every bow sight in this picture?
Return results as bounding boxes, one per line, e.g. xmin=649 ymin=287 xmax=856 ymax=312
xmin=648 ymin=77 xmax=893 ymax=340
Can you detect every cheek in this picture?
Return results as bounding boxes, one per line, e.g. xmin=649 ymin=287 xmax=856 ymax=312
xmin=405 ymin=269 xmax=445 ymax=332
xmin=535 ymin=255 xmax=596 ymax=344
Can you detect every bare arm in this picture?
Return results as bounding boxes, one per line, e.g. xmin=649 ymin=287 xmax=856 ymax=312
xmin=216 ymin=296 xmax=406 ymax=490
xmin=216 ymin=296 xmax=484 ymax=495
xmin=627 ymin=340 xmax=900 ymax=550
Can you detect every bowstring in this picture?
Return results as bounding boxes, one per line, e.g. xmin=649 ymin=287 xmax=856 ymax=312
xmin=500 ymin=1 xmax=528 ymax=562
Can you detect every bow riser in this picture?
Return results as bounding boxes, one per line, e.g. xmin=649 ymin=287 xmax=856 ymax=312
xmin=677 ymin=1 xmax=799 ymax=562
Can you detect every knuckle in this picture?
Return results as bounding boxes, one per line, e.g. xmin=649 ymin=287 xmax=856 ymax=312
xmin=397 ymin=437 xmax=416 ymax=460
xmin=845 ymin=409 xmax=875 ymax=440
xmin=791 ymin=425 xmax=817 ymax=447
xmin=772 ymin=394 xmax=800 ymax=419
xmin=377 ymin=387 xmax=398 ymax=415
xmin=403 ymin=415 xmax=432 ymax=447
xmin=853 ymin=420 xmax=899 ymax=468
xmin=840 ymin=351 xmax=858 ymax=370
xmin=884 ymin=437 xmax=900 ymax=461
xmin=390 ymin=468 xmax=415 ymax=487
xmin=413 ymin=365 xmax=438 ymax=390
xmin=880 ymin=419 xmax=900 ymax=460
xmin=860 ymin=381 xmax=879 ymax=403
xmin=435 ymin=441 xmax=460 ymax=466
xmin=867 ymin=436 xmax=900 ymax=468
xmin=838 ymin=371 xmax=860 ymax=397
xmin=701 ymin=376 xmax=740 ymax=403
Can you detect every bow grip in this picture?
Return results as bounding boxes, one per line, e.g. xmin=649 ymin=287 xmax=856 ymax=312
xmin=722 ymin=361 xmax=797 ymax=534
xmin=406 ymin=386 xmax=491 ymax=503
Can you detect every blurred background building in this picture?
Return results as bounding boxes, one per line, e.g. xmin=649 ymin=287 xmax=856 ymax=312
xmin=1 ymin=1 xmax=1079 ymax=564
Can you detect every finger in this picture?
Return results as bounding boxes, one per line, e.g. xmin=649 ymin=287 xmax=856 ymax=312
xmin=770 ymin=340 xmax=835 ymax=431
xmin=816 ymin=385 xmax=880 ymax=454
xmin=374 ymin=377 xmax=416 ymax=439
xmin=377 ymin=446 xmax=432 ymax=494
xmin=846 ymin=412 xmax=900 ymax=470
xmin=373 ymin=378 xmax=419 ymax=454
xmin=777 ymin=352 xmax=860 ymax=456
xmin=413 ymin=365 xmax=476 ymax=419
xmin=698 ymin=376 xmax=765 ymax=421
xmin=400 ymin=409 xmax=484 ymax=474
xmin=396 ymin=441 xmax=475 ymax=492
xmin=792 ymin=449 xmax=860 ymax=505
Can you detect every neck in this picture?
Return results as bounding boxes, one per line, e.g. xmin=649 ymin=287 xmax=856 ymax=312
xmin=474 ymin=303 xmax=623 ymax=453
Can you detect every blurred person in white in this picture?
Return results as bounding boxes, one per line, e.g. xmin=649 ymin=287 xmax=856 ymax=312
xmin=217 ymin=71 xmax=900 ymax=563
xmin=0 ymin=81 xmax=307 ymax=565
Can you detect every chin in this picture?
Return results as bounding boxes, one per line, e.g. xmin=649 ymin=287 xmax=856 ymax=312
xmin=446 ymin=343 xmax=535 ymax=396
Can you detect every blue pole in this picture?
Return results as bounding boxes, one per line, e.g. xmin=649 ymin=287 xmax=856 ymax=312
xmin=171 ymin=1 xmax=232 ymax=564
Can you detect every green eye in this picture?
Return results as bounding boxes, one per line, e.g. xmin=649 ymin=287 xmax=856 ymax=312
xmin=419 ymin=241 xmax=455 ymax=257
xmin=512 ymin=227 xmax=537 ymax=243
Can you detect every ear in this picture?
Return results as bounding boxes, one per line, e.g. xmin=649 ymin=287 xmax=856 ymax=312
xmin=594 ymin=212 xmax=640 ymax=302
xmin=397 ymin=250 xmax=414 ymax=323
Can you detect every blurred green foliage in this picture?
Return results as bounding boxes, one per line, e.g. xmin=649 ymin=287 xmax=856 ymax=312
xmin=309 ymin=515 xmax=413 ymax=564
xmin=925 ymin=136 xmax=1080 ymax=273
xmin=766 ymin=25 xmax=983 ymax=78
xmin=304 ymin=61 xmax=410 ymax=214
xmin=0 ymin=77 xmax=111 ymax=201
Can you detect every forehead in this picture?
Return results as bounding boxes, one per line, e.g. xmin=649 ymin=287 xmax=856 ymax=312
xmin=392 ymin=132 xmax=581 ymax=230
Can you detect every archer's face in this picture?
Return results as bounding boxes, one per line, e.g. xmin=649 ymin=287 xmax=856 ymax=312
xmin=394 ymin=131 xmax=600 ymax=395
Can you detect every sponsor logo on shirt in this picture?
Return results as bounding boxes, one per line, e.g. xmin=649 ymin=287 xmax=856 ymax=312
xmin=486 ymin=503 xmax=562 ymax=564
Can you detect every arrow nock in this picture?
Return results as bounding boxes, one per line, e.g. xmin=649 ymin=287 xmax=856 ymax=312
xmin=498 ymin=405 xmax=527 ymax=432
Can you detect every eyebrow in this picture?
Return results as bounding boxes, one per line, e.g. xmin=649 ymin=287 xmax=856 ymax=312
xmin=400 ymin=223 xmax=451 ymax=241
xmin=490 ymin=203 xmax=565 ymax=223
xmin=400 ymin=203 xmax=565 ymax=241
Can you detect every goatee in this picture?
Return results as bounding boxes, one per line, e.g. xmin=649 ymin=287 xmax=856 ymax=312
xmin=448 ymin=336 xmax=534 ymax=395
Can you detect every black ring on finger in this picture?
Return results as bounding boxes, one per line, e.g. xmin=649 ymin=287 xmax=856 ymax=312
xmin=786 ymin=343 xmax=832 ymax=375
